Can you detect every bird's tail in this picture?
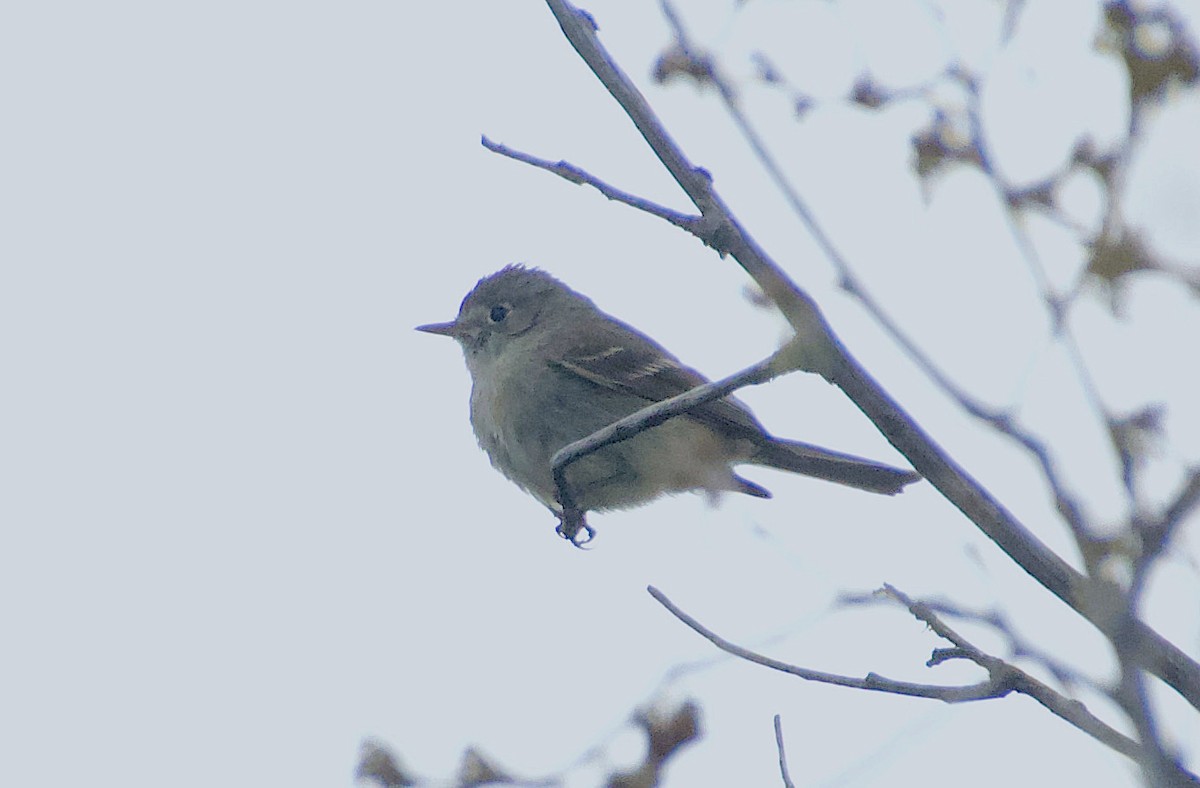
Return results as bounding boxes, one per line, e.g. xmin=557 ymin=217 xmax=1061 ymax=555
xmin=749 ymin=437 xmax=920 ymax=495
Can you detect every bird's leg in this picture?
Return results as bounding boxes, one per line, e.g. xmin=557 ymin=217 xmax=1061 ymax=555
xmin=550 ymin=449 xmax=596 ymax=547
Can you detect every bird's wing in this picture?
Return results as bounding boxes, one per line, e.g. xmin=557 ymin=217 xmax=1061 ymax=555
xmin=548 ymin=320 xmax=766 ymax=439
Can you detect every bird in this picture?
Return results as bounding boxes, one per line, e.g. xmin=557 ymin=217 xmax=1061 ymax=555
xmin=417 ymin=266 xmax=919 ymax=542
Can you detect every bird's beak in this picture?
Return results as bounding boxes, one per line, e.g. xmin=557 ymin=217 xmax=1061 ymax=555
xmin=415 ymin=320 xmax=463 ymax=338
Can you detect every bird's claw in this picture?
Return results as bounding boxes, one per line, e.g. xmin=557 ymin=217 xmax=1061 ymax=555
xmin=555 ymin=508 xmax=595 ymax=548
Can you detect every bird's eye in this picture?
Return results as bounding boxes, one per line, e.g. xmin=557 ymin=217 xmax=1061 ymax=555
xmin=489 ymin=304 xmax=510 ymax=323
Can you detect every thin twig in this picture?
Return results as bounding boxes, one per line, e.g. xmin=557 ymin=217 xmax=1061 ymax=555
xmin=649 ymin=585 xmax=1012 ymax=701
xmin=839 ymin=591 xmax=1095 ymax=692
xmin=1141 ymin=468 xmax=1200 ymax=570
xmin=962 ymin=46 xmax=1197 ymax=784
xmin=1115 ymin=653 xmax=1195 ymax=788
xmin=774 ymin=715 xmax=795 ymax=788
xmin=956 ymin=67 xmax=1124 ymax=545
xmin=883 ymin=584 xmax=1198 ymax=785
xmin=481 ymin=135 xmax=701 ymax=233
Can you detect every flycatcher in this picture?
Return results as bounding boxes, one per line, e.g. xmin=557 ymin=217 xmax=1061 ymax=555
xmin=417 ymin=266 xmax=919 ymax=538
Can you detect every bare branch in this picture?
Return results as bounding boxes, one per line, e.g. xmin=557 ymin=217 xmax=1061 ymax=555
xmin=664 ymin=4 xmax=1199 ymax=774
xmin=886 ymin=584 xmax=1199 ymax=785
xmin=652 ymin=583 xmax=1199 ymax=781
xmin=658 ymin=2 xmax=1108 ymax=548
xmin=880 ymin=585 xmax=1167 ymax=769
xmin=649 ymin=585 xmax=1012 ymax=702
xmin=536 ymin=0 xmax=1200 ymax=709
xmin=481 ymin=135 xmax=701 ymax=234
xmin=842 ymin=591 xmax=1097 ymax=692
xmin=544 ymin=1 xmax=837 ymax=367
xmin=774 ymin=715 xmax=795 ymax=788
xmin=1115 ymin=656 xmax=1196 ymax=788
xmin=1143 ymin=468 xmax=1200 ymax=564
xmin=951 ymin=65 xmax=1142 ymax=531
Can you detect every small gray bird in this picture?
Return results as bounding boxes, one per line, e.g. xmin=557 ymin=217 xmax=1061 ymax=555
xmin=417 ymin=266 xmax=918 ymax=539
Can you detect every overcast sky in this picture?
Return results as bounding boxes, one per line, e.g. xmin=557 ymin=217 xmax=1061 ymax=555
xmin=4 ymin=1 xmax=1199 ymax=786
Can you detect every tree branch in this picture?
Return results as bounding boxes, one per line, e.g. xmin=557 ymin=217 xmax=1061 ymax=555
xmin=841 ymin=592 xmax=1097 ymax=693
xmin=774 ymin=715 xmax=795 ymax=788
xmin=649 ymin=585 xmax=1014 ymax=702
xmin=481 ymin=135 xmax=701 ymax=234
xmin=533 ymin=0 xmax=1200 ymax=710
xmin=650 ymin=584 xmax=1200 ymax=783
xmin=877 ymin=585 xmax=1171 ymax=774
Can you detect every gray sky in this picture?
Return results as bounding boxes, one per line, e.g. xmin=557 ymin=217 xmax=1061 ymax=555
xmin=3 ymin=1 xmax=1198 ymax=786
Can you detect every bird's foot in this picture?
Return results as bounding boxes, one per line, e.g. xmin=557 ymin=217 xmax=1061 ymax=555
xmin=555 ymin=507 xmax=595 ymax=548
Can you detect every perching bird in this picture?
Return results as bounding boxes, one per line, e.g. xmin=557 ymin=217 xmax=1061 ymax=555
xmin=417 ymin=266 xmax=919 ymax=540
